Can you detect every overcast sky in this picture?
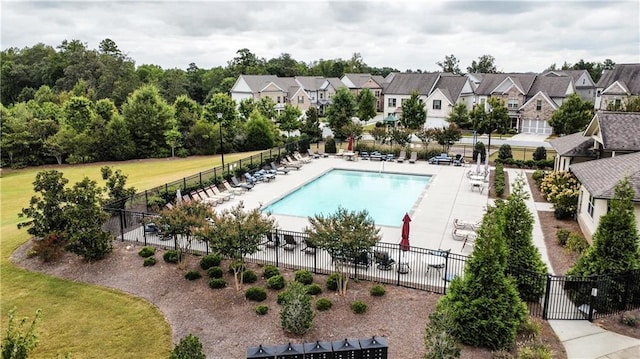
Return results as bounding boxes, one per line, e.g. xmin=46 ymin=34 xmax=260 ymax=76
xmin=2 ymin=0 xmax=639 ymax=73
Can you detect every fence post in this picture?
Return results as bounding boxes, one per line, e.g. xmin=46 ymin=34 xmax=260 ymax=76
xmin=144 ymin=190 xmax=148 ymax=211
xmin=199 ymin=172 xmax=203 ymax=187
xmin=275 ymin=229 xmax=279 ymax=267
xmin=588 ymin=284 xmax=597 ymax=322
xmin=542 ymin=275 xmax=552 ymax=320
xmin=442 ymin=254 xmax=450 ymax=295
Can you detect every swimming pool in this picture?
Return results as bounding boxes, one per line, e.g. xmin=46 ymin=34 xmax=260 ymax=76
xmin=262 ymin=169 xmax=432 ymax=227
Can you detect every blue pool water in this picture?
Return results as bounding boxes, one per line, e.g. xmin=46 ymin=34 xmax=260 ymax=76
xmin=262 ymin=169 xmax=432 ymax=227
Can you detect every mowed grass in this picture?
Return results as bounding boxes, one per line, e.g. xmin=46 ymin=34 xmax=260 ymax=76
xmin=489 ymin=147 xmax=557 ymax=162
xmin=1 ymin=153 xmax=253 ymax=358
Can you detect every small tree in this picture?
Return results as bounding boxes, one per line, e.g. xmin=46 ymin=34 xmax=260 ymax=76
xmin=356 ymin=88 xmax=377 ymax=123
xmin=301 ymin=106 xmax=322 ymax=143
xmin=277 ymin=104 xmax=302 ymax=137
xmin=305 ymin=207 xmax=381 ymax=295
xmin=369 ymin=127 xmax=388 ymax=150
xmin=498 ymin=144 xmax=513 ymax=160
xmin=18 ymin=170 xmax=69 ymax=239
xmin=169 ymin=334 xmax=206 ymax=359
xmin=432 ymin=124 xmax=462 ymax=152
xmin=2 ymin=308 xmax=42 ymax=359
xmin=325 ymin=87 xmax=356 ymax=141
xmin=446 ymin=102 xmax=471 ymax=129
xmin=415 ymin=128 xmax=437 ymax=151
xmin=198 ymin=202 xmax=276 ymax=291
xmin=532 ymin=146 xmax=547 ymax=161
xmin=472 ymin=142 xmax=486 ymax=162
xmin=100 ymin=166 xmax=136 ymax=210
xmin=548 ymin=93 xmax=594 ymax=135
xmin=400 ymin=91 xmax=427 ymax=130
xmin=280 ymin=281 xmax=315 ymax=335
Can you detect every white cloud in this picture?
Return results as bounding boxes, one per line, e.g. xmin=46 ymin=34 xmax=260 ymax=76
xmin=1 ymin=0 xmax=638 ymax=72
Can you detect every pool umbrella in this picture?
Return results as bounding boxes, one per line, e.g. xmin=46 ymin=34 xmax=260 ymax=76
xmin=176 ymin=188 xmax=182 ymax=203
xmin=484 ymin=150 xmax=490 ymax=174
xmin=475 ymin=155 xmax=482 ymax=174
xmin=398 ymin=213 xmax=411 ymax=273
xmin=347 ymin=134 xmax=354 ymax=151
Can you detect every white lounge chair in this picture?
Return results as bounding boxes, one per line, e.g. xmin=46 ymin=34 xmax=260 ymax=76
xmin=397 ymin=150 xmax=406 ymax=163
xmin=408 ymin=152 xmax=418 ymax=163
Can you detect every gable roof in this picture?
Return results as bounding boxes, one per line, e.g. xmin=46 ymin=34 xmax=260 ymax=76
xmin=239 ymin=75 xmax=279 ymax=92
xmin=474 ymin=73 xmax=537 ymax=96
xmin=528 ymin=76 xmax=573 ymax=98
xmin=549 ymin=132 xmax=595 ymax=157
xmin=541 ymin=70 xmax=594 ymax=88
xmin=597 ymin=64 xmax=640 ymax=95
xmin=520 ymin=91 xmax=559 ymax=111
xmin=341 ymin=73 xmax=382 ymax=88
xmin=295 ymin=76 xmax=326 ymax=91
xmin=432 ymin=75 xmax=468 ymax=103
xmin=383 ymin=72 xmax=441 ymax=95
xmin=320 ymin=77 xmax=347 ymax=91
xmin=570 ymin=151 xmax=640 ymax=201
xmin=585 ymin=111 xmax=640 ymax=151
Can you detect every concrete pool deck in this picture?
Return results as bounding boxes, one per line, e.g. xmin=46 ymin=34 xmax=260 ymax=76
xmin=214 ymin=156 xmax=492 ymax=256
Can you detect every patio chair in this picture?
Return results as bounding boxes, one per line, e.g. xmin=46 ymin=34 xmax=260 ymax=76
xmin=462 ymin=233 xmax=476 ymax=251
xmin=307 ymin=148 xmax=320 ymax=159
xmin=231 ymin=176 xmax=254 ymax=190
xmin=282 ymin=234 xmax=298 ymax=251
xmin=253 ymin=169 xmax=276 ymax=182
xmin=222 ymin=180 xmax=245 ymax=195
xmin=453 ymin=218 xmax=481 ymax=230
xmin=374 ymin=250 xmax=395 ymax=271
xmin=452 ymin=228 xmax=468 ymax=241
xmin=294 ymin=152 xmax=311 ymax=163
xmin=317 ymin=148 xmax=329 ymax=158
xmin=209 ymin=185 xmax=233 ymax=200
xmin=270 ymin=162 xmax=290 ymax=174
xmin=244 ymin=172 xmax=263 ymax=184
xmin=426 ymin=249 xmax=450 ymax=277
xmin=263 ymin=232 xmax=280 ymax=248
xmin=335 ymin=148 xmax=345 ymax=157
xmin=360 ymin=151 xmax=370 ymax=160
xmin=283 ymin=157 xmax=303 ymax=169
xmin=408 ymin=151 xmax=418 ymax=163
xmin=300 ymin=238 xmax=317 ymax=255
xmin=200 ymin=187 xmax=225 ymax=202
xmin=396 ymin=150 xmax=406 ymax=163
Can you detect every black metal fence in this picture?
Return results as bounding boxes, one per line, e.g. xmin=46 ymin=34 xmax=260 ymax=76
xmin=106 ymin=209 xmax=640 ymax=321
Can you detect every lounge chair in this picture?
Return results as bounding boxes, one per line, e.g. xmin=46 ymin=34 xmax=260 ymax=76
xmin=264 ymin=232 xmax=280 ymax=248
xmin=408 ymin=152 xmax=418 ymax=163
xmin=253 ymin=169 xmax=276 ymax=182
xmin=209 ymin=185 xmax=232 ymax=201
xmin=294 ymin=152 xmax=311 ymax=164
xmin=374 ymin=250 xmax=395 ymax=271
xmin=317 ymin=149 xmax=329 ymax=158
xmin=182 ymin=194 xmax=192 ymax=202
xmin=200 ymin=188 xmax=224 ymax=204
xmin=222 ymin=180 xmax=245 ymax=195
xmin=231 ymin=176 xmax=254 ymax=190
xmin=270 ymin=162 xmax=290 ymax=174
xmin=453 ymin=218 xmax=481 ymax=230
xmin=307 ymin=148 xmax=320 ymax=159
xmin=452 ymin=228 xmax=468 ymax=241
xmin=282 ymin=234 xmax=298 ymax=251
xmin=396 ymin=150 xmax=406 ymax=163
xmin=360 ymin=151 xmax=369 ymax=160
xmin=244 ymin=172 xmax=260 ymax=184
xmin=462 ymin=233 xmax=476 ymax=250
xmin=300 ymin=238 xmax=317 ymax=254
xmin=283 ymin=157 xmax=303 ymax=169
xmin=335 ymin=148 xmax=345 ymax=157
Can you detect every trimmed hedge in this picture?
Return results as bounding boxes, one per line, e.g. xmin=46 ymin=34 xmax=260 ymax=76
xmin=267 ymin=275 xmax=286 ymax=290
xmin=199 ymin=254 xmax=222 ymax=270
xmin=208 ymin=278 xmax=227 ymax=289
xmin=184 ymin=270 xmax=202 ymax=281
xmin=143 ymin=256 xmax=156 ymax=267
xmin=245 ymin=286 xmax=267 ymax=302
xmin=163 ymin=250 xmax=182 ymax=264
xmin=138 ymin=246 xmax=155 ymax=258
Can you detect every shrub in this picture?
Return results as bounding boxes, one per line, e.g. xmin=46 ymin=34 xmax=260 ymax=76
xmin=294 ymin=269 xmax=313 ymax=285
xmin=498 ymin=144 xmax=513 ymax=160
xmin=533 ymin=146 xmax=547 ymax=161
xmin=242 ymin=270 xmax=258 ymax=284
xmin=517 ymin=343 xmax=553 ymax=359
xmin=315 ymin=298 xmax=332 ymax=311
xmin=208 ymin=278 xmax=226 ymax=289
xmin=350 ymin=300 xmax=368 ymax=314
xmin=517 ymin=319 xmax=541 ymax=341
xmin=566 ymin=232 xmax=589 ymax=254
xmin=32 ymin=232 xmax=67 ymax=262
xmin=494 ymin=163 xmax=505 ymax=197
xmin=539 ymin=171 xmax=580 ymax=219
xmin=163 ymin=250 xmax=182 ymax=264
xmin=370 ymin=284 xmax=386 ymax=297
xmin=280 ymin=281 xmax=315 ymax=335
xmin=326 ymin=273 xmax=344 ymax=292
xmin=263 ymin=265 xmax=280 ymax=279
xmin=245 ymin=286 xmax=267 ymax=302
xmin=532 ymin=170 xmax=546 ymax=186
xmin=325 ymin=137 xmax=337 ymax=153
xmin=170 ymin=333 xmax=205 ymax=359
xmin=473 ymin=141 xmax=486 ymax=162
xmin=490 ymin=351 xmax=514 ymax=359
xmin=199 ymin=253 xmax=221 ymax=270
xmin=184 ymin=270 xmax=202 ymax=281
xmin=228 ymin=261 xmax=246 ymax=274
xmin=305 ymin=284 xmax=322 ymax=295
xmin=143 ymin=256 xmax=157 ymax=266
xmin=620 ymin=313 xmax=639 ymax=327
xmin=255 ymin=305 xmax=269 ymax=315
xmin=267 ymin=275 xmax=286 ymax=290
xmin=277 ymin=291 xmax=288 ymax=305
xmin=424 ymin=310 xmax=461 ymax=359
xmin=207 ymin=266 xmax=223 ymax=278
xmin=556 ymin=227 xmax=570 ymax=246
xmin=138 ymin=246 xmax=156 ymax=258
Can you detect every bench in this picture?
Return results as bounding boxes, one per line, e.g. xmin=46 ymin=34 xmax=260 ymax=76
xmin=332 ymin=252 xmax=371 ymax=269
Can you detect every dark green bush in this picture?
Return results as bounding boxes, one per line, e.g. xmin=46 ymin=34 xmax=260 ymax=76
xmin=473 ymin=141 xmax=486 ymax=162
xmin=532 ymin=169 xmax=546 ymax=185
xmin=199 ymin=254 xmax=222 ymax=270
xmin=517 ymin=319 xmax=541 ymax=341
xmin=143 ymin=256 xmax=156 ymax=267
xmin=255 ymin=305 xmax=269 ymax=315
xmin=267 ymin=275 xmax=286 ymax=290
xmin=138 ymin=246 xmax=156 ymax=258
xmin=207 ymin=266 xmax=223 ymax=278
xmin=277 ymin=291 xmax=288 ymax=305
xmin=498 ymin=144 xmax=513 ymax=160
xmin=245 ymin=286 xmax=267 ymax=302
xmin=242 ymin=270 xmax=258 ymax=284
xmin=494 ymin=163 xmax=505 ymax=197
xmin=325 ymin=273 xmax=344 ymax=291
xmin=325 ymin=137 xmax=337 ymax=153
xmin=305 ymin=284 xmax=322 ymax=295
xmin=163 ymin=250 xmax=182 ymax=264
xmin=350 ymin=300 xmax=368 ymax=314
xmin=533 ymin=146 xmax=547 ymax=161
xmin=184 ymin=270 xmax=202 ymax=281
xmin=170 ymin=333 xmax=205 ymax=359
xmin=566 ymin=233 xmax=589 ymax=254
xmin=294 ymin=269 xmax=313 ymax=285
xmin=208 ymin=278 xmax=226 ymax=289
xmin=316 ymin=297 xmax=332 ymax=311
xmin=263 ymin=265 xmax=280 ymax=279
xmin=370 ymin=284 xmax=386 ymax=297
xmin=556 ymin=228 xmax=570 ymax=246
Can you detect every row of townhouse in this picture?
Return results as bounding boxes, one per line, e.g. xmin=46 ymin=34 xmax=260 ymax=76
xmin=229 ymin=64 xmax=640 ymax=135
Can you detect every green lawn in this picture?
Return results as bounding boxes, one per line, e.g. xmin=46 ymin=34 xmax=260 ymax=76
xmin=1 ymin=153 xmax=252 ymax=358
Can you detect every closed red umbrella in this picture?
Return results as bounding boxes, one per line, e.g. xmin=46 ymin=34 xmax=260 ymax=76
xmin=400 ymin=213 xmax=411 ymax=251
xmin=347 ymin=134 xmax=354 ymax=151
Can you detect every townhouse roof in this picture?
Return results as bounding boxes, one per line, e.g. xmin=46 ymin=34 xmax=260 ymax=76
xmin=570 ymin=151 xmax=640 ymax=201
xmin=432 ymin=75 xmax=468 ymax=103
xmin=549 ymin=132 xmax=594 ymax=157
xmin=528 ymin=76 xmax=573 ymax=98
xmin=597 ymin=64 xmax=640 ymax=95
xmin=342 ymin=73 xmax=382 ymax=88
xmin=295 ymin=76 xmax=326 ymax=91
xmin=474 ymin=73 xmax=537 ymax=95
xmin=541 ymin=70 xmax=593 ymax=88
xmin=239 ymin=75 xmax=279 ymax=92
xmin=383 ymin=72 xmax=441 ymax=95
xmin=587 ymin=111 xmax=640 ymax=151
xmin=321 ymin=77 xmax=347 ymax=90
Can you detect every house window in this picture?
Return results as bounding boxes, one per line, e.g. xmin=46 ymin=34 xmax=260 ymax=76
xmin=536 ymin=99 xmax=542 ymax=111
xmin=615 ymin=98 xmax=622 ymax=109
xmin=507 ymin=98 xmax=519 ymax=109
xmin=587 ymin=194 xmax=595 ymax=218
xmin=596 ymin=90 xmax=601 ymax=97
xmin=320 ymin=93 xmax=324 ymax=99
xmin=277 ymin=96 xmax=281 ymax=103
xmin=375 ymin=90 xmax=380 ymax=96
xmin=298 ymin=96 xmax=304 ymax=104
xmin=388 ymin=98 xmax=396 ymax=107
xmin=433 ymin=100 xmax=442 ymax=110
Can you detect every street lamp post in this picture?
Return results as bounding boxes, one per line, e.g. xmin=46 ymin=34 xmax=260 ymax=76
xmin=486 ymin=108 xmax=493 ymax=162
xmin=217 ymin=112 xmax=224 ymax=176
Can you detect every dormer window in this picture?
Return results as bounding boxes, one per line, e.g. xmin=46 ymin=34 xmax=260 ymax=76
xmin=536 ymin=100 xmax=542 ymax=111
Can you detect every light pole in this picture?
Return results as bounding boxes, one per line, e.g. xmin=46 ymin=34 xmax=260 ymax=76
xmin=486 ymin=108 xmax=493 ymax=163
xmin=217 ymin=112 xmax=224 ymax=175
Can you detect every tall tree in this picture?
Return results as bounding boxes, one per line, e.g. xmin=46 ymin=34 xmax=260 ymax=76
xmin=228 ymin=48 xmax=266 ymax=76
xmin=432 ymin=124 xmax=462 ymax=152
xmin=237 ymin=97 xmax=256 ymax=121
xmin=18 ymin=170 xmax=69 ymax=239
xmin=255 ymin=97 xmax=277 ymax=121
xmin=202 ymin=93 xmax=238 ymax=153
xmin=122 ymin=84 xmax=174 ymax=158
xmin=100 ymin=166 xmax=136 ymax=210
xmin=157 ymin=200 xmax=212 ymax=268
xmin=548 ymin=93 xmax=594 ymax=135
xmin=475 ymin=97 xmax=510 ymax=136
xmin=300 ymin=106 xmax=322 ymax=142
xmin=244 ymin=110 xmax=276 ymax=150
xmin=400 ymin=91 xmax=427 ymax=130
xmin=467 ymin=54 xmax=498 ymax=73
xmin=356 ymin=88 xmax=377 ymax=123
xmin=277 ymin=104 xmax=302 ymax=136
xmin=63 ymin=96 xmax=95 ymax=133
xmin=173 ymin=95 xmax=201 ymax=143
xmin=447 ymin=102 xmax=471 ymax=129
xmin=325 ymin=87 xmax=356 ymax=141
xmin=436 ymin=54 xmax=462 ymax=74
